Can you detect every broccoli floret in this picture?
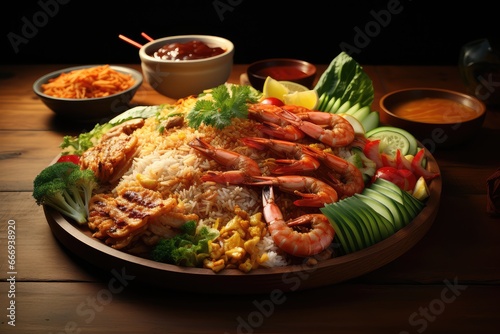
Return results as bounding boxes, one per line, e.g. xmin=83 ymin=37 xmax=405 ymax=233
xmin=32 ymin=162 xmax=98 ymax=224
xmin=152 ymin=220 xmax=219 ymax=267
xmin=180 ymin=219 xmax=197 ymax=236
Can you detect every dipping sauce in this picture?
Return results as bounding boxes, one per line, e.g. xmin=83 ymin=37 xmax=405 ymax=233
xmin=255 ymin=66 xmax=309 ymax=81
xmin=153 ymin=40 xmax=225 ymax=60
xmin=392 ymin=97 xmax=479 ymax=124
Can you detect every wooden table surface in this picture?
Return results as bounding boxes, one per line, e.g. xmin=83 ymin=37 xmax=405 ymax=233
xmin=1 ymin=64 xmax=499 ymax=333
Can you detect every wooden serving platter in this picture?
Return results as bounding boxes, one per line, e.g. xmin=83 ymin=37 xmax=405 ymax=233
xmin=44 ymin=149 xmax=441 ymax=294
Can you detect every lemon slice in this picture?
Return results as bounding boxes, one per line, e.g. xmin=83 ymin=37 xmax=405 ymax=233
xmin=412 ymin=176 xmax=430 ymax=201
xmin=262 ymin=76 xmax=290 ymax=99
xmin=263 ymin=76 xmax=318 ymax=108
xmin=278 ymin=80 xmax=309 ymax=93
xmin=283 ymin=90 xmax=319 ymax=109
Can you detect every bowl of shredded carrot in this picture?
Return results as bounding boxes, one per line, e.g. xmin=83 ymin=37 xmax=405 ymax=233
xmin=33 ymin=64 xmax=143 ymax=121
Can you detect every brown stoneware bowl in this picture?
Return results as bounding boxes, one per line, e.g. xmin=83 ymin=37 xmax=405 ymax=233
xmin=379 ymin=88 xmax=486 ymax=149
xmin=139 ymin=35 xmax=234 ymax=99
xmin=247 ymin=58 xmax=317 ymax=91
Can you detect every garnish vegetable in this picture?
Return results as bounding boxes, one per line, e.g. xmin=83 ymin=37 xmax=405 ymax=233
xmin=372 ymin=166 xmax=417 ymax=192
xmin=60 ymin=122 xmax=113 ymax=156
xmin=32 ymin=162 xmax=98 ymax=224
xmin=314 ymin=52 xmax=374 ymax=112
xmin=56 ymin=154 xmax=80 ymax=164
xmin=186 ymin=84 xmax=260 ymax=129
xmin=60 ymin=105 xmax=160 ymax=155
xmin=151 ymin=220 xmax=220 ymax=267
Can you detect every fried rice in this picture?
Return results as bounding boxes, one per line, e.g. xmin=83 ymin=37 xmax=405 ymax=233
xmin=87 ymin=97 xmax=291 ymax=271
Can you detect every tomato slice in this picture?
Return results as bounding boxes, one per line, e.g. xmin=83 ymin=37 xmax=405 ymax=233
xmin=394 ymin=150 xmax=413 ymax=170
xmin=260 ymin=97 xmax=284 ymax=106
xmin=57 ymin=154 xmax=80 ymax=165
xmin=372 ymin=166 xmax=417 ymax=191
xmin=411 ymin=149 xmax=440 ymax=180
xmin=363 ymin=139 xmax=383 ymax=169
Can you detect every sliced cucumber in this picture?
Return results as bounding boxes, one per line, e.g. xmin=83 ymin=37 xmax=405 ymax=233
xmin=336 ymin=200 xmax=373 ymax=248
xmin=362 ymin=188 xmax=405 ymax=230
xmin=341 ymin=114 xmax=365 ymax=135
xmin=369 ymin=129 xmax=411 ymax=156
xmin=394 ymin=197 xmax=414 ymax=225
xmin=329 ymin=98 xmax=342 ymax=113
xmin=322 ymin=204 xmax=356 ymax=254
xmin=323 ymin=96 xmax=336 ymax=112
xmin=335 ymin=205 xmax=368 ymax=250
xmin=343 ymin=197 xmax=379 ymax=245
xmin=366 ymin=126 xmax=418 ymax=156
xmin=369 ymin=182 xmax=404 ymax=205
xmin=354 ymin=193 xmax=394 ymax=227
xmin=317 ymin=92 xmax=329 ymax=111
xmin=371 ymin=186 xmax=414 ymax=226
xmin=373 ymin=177 xmax=404 ymax=196
xmin=403 ymin=190 xmax=426 ymax=211
xmin=352 ymin=105 xmax=370 ymax=121
xmin=360 ymin=111 xmax=380 ymax=132
xmin=376 ymin=212 xmax=396 ymax=238
xmin=375 ymin=178 xmax=425 ymax=218
xmin=345 ymin=102 xmax=361 ymax=115
xmin=336 ymin=100 xmax=351 ymax=114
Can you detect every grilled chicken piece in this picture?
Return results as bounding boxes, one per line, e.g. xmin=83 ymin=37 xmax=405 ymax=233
xmin=88 ymin=186 xmax=177 ymax=249
xmin=80 ymin=119 xmax=145 ymax=184
xmin=100 ymin=118 xmax=145 ymax=141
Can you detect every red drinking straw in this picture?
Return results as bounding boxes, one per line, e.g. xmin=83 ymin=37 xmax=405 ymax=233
xmin=141 ymin=32 xmax=154 ymax=42
xmin=118 ymin=34 xmax=143 ymax=49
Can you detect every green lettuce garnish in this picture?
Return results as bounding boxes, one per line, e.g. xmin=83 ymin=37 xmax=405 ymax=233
xmin=314 ymin=52 xmax=374 ymax=110
xmin=59 ymin=105 xmax=161 ymax=155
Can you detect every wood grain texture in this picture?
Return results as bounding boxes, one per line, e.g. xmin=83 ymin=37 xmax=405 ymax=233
xmin=1 ymin=282 xmax=498 ymax=333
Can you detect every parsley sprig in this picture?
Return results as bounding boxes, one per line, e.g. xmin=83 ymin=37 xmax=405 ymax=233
xmin=186 ymin=84 xmax=260 ymax=130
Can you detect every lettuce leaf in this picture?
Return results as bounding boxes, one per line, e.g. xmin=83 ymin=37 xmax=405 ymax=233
xmin=314 ymin=52 xmax=374 ymax=110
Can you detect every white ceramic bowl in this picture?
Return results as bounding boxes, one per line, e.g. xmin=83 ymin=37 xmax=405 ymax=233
xmin=33 ymin=65 xmax=142 ymax=122
xmin=139 ymin=35 xmax=234 ymax=99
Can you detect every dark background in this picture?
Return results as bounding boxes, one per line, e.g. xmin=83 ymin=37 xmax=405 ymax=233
xmin=1 ymin=0 xmax=496 ymax=66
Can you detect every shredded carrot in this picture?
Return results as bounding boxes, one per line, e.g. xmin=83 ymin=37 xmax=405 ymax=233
xmin=41 ymin=65 xmax=136 ymax=99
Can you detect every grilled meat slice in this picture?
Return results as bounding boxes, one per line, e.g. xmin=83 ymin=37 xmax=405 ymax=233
xmin=88 ymin=186 xmax=177 ymax=249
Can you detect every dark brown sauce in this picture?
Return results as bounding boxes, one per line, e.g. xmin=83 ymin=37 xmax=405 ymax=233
xmin=255 ymin=66 xmax=309 ymax=80
xmin=153 ymin=40 xmax=225 ymax=61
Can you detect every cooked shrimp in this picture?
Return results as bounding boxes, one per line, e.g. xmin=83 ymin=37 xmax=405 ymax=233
xmin=240 ymin=137 xmax=321 ymax=174
xmin=246 ymin=175 xmax=338 ymax=207
xmin=248 ymin=103 xmax=305 ymax=141
xmin=277 ymin=109 xmax=355 ymax=147
xmin=302 ymin=146 xmax=365 ymax=198
xmin=188 ymin=138 xmax=261 ymax=184
xmin=262 ymin=185 xmax=335 ymax=257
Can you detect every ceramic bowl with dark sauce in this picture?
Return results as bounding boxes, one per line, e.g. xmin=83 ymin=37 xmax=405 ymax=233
xmin=247 ymin=58 xmax=317 ymax=91
xmin=139 ymin=35 xmax=234 ymax=99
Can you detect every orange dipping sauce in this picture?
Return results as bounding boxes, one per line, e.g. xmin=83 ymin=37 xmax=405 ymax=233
xmin=392 ymin=97 xmax=480 ymax=124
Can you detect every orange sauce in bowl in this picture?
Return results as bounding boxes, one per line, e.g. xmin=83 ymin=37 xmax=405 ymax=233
xmin=392 ymin=97 xmax=480 ymax=124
